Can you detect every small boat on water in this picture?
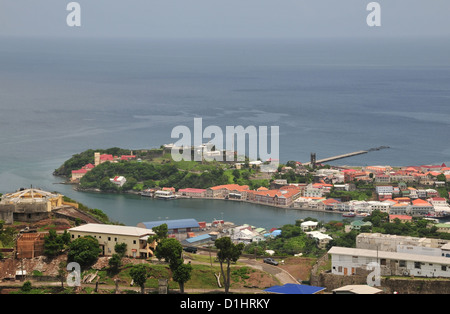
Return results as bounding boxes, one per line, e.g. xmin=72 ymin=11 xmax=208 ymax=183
xmin=342 ymin=212 xmax=356 ymax=218
xmin=356 ymin=212 xmax=370 ymax=218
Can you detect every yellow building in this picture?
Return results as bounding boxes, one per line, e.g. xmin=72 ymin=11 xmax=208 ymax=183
xmin=0 ymin=188 xmax=63 ymax=223
xmin=68 ymin=223 xmax=157 ymax=258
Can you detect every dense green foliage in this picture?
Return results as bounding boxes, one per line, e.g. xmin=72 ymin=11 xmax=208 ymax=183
xmin=67 ymin=236 xmax=102 ymax=268
xmin=44 ymin=229 xmax=71 ymax=257
xmin=363 ymin=210 xmax=450 ymax=239
xmin=215 ymin=236 xmax=245 ymax=294
xmin=0 ymin=220 xmax=17 ymax=249
xmin=79 ymin=160 xmax=229 ymax=191
xmin=62 ymin=196 xmax=111 ymax=224
xmin=244 ymin=221 xmax=322 ymax=257
xmin=151 ymin=224 xmax=192 ymax=293
xmin=57 ymin=148 xmax=271 ymax=192
xmin=129 ymin=264 xmax=150 ymax=294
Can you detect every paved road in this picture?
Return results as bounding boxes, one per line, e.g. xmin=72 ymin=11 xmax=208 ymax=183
xmin=242 ymin=258 xmax=299 ymax=285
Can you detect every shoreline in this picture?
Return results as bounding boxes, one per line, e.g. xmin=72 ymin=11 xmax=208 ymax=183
xmin=71 ymin=184 xmax=348 ymax=217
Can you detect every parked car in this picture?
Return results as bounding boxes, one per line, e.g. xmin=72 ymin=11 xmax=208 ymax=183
xmin=263 ymin=258 xmax=279 ymax=266
xmin=183 ymin=246 xmax=198 ymax=253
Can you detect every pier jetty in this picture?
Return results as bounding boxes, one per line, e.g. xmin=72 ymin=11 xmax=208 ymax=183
xmin=304 ymin=146 xmax=390 ymax=167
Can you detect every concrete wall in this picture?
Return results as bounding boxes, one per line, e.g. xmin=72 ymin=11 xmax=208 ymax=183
xmin=0 ymin=205 xmax=14 ymax=224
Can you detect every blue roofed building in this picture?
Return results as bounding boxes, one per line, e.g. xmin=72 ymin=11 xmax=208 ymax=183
xmin=184 ymin=234 xmax=213 ymax=246
xmin=264 ymin=284 xmax=326 ymax=294
xmin=137 ymin=218 xmax=200 ymax=234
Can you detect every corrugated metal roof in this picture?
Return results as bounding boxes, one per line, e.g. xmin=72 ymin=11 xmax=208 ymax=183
xmin=138 ymin=218 xmax=200 ymax=230
xmin=186 ymin=234 xmax=211 ymax=243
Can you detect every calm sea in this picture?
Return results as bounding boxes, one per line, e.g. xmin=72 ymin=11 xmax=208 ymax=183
xmin=0 ymin=37 xmax=449 ymax=228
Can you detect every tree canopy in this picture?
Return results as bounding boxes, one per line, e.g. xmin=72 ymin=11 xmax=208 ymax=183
xmin=67 ymin=236 xmax=101 ymax=268
xmin=215 ymin=237 xmax=244 ymax=294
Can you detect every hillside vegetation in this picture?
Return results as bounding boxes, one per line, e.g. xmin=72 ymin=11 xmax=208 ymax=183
xmin=55 ymin=148 xmax=271 ymax=192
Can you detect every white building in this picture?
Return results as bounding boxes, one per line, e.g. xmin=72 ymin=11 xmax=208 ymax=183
xmin=300 ymin=221 xmax=319 ymax=231
xmin=417 ymin=189 xmax=427 ymax=198
xmin=428 ymin=197 xmax=450 ymax=214
xmin=230 ymin=226 xmax=265 ymax=244
xmin=376 ymin=186 xmax=394 ymax=194
xmin=328 ymin=246 xmax=450 ymax=278
xmin=155 ymin=190 xmax=176 ymax=199
xmin=110 ymin=176 xmax=127 ymax=187
xmin=306 ymin=231 xmax=333 ymax=249
xmin=367 ymin=201 xmax=391 ymax=213
xmin=69 ymin=223 xmax=155 ymax=258
xmin=304 ymin=184 xmax=323 ymax=198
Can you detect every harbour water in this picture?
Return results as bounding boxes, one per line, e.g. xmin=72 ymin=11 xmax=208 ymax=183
xmin=1 ymin=37 xmax=450 ymax=229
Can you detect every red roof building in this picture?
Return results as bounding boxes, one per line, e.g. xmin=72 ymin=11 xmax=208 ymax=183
xmin=389 ymin=215 xmax=413 ymax=223
xmin=120 ymin=155 xmax=136 ymax=161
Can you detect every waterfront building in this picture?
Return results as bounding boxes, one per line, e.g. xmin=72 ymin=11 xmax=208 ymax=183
xmin=70 ymin=163 xmax=95 ymax=182
xmin=367 ymin=201 xmax=391 ymax=213
xmin=410 ymin=198 xmax=433 ymax=216
xmin=68 ymin=223 xmax=156 ymax=258
xmin=389 ymin=203 xmax=410 ymax=215
xmin=177 ymin=188 xmax=206 ymax=198
xmin=110 ymin=176 xmax=127 ymax=187
xmin=71 ymin=168 xmax=88 ymax=182
xmin=137 ymin=218 xmax=201 ymax=234
xmin=428 ymin=197 xmax=450 ymax=214
xmin=321 ymin=198 xmax=341 ymax=211
xmin=206 ymin=184 xmax=249 ymax=199
xmin=250 ymin=186 xmax=301 ymax=206
xmin=293 ymin=197 xmax=325 ymax=210
xmin=154 ymin=190 xmax=176 ymax=199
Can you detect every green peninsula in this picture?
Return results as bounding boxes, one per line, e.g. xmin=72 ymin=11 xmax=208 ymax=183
xmin=54 ymin=147 xmax=271 ymax=193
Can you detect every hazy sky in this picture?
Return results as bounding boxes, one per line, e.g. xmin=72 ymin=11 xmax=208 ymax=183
xmin=1 ymin=0 xmax=450 ymax=39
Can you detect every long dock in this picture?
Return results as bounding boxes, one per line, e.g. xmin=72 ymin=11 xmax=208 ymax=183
xmin=304 ymin=146 xmax=389 ymax=166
